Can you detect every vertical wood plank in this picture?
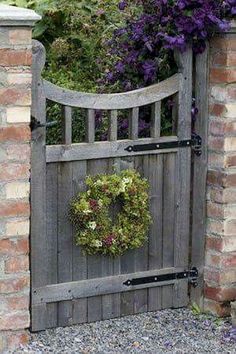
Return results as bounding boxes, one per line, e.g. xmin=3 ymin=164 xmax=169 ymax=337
xmin=62 ymin=106 xmax=72 ymax=145
xmin=133 ymin=156 xmax=148 ymax=314
xmin=46 ymin=163 xmax=58 ymax=328
xmin=31 ymin=40 xmax=47 ymax=332
xmin=72 ymin=160 xmax=88 ymax=324
xmin=87 ymin=159 xmax=109 ymax=322
xmin=120 ymin=157 xmax=135 ymax=316
xmin=151 ymin=102 xmax=161 ymax=138
xmin=148 ymin=154 xmax=163 ymax=311
xmin=162 ymin=153 xmax=176 ymax=309
xmin=174 ymin=47 xmax=193 ymax=307
xmin=102 ymin=158 xmax=121 ymax=320
xmin=108 ymin=110 xmax=118 ymax=141
xmin=129 ymin=108 xmax=139 ymax=140
xmin=191 ymin=46 xmax=209 ymax=307
xmin=57 ymin=162 xmax=73 ymax=327
xmin=86 ymin=109 xmax=95 ymax=143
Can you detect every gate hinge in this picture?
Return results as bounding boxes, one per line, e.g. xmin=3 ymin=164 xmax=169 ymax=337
xmin=30 ymin=116 xmax=57 ymax=131
xmin=191 ymin=133 xmax=202 ymax=157
xmin=125 ymin=135 xmax=202 ymax=156
xmin=123 ymin=267 xmax=199 ymax=288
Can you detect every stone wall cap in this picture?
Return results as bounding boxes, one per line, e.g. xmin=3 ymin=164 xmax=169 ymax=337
xmin=0 ymin=5 xmax=41 ymax=26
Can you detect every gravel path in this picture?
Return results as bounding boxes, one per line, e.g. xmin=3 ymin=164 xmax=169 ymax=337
xmin=14 ymin=308 xmax=236 ymax=354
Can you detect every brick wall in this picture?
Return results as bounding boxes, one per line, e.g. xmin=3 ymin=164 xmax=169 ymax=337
xmin=0 ymin=5 xmax=40 ymax=352
xmin=205 ymin=22 xmax=236 ymax=316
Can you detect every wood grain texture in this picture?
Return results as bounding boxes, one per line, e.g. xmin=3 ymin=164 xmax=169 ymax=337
xmin=57 ymin=162 xmax=73 ymax=327
xmin=86 ymin=109 xmax=95 ymax=143
xmin=32 ymin=267 xmax=186 ymax=305
xmin=108 ymin=111 xmax=118 ymax=141
xmin=46 ymin=136 xmax=179 ymax=163
xmin=43 ymin=74 xmax=181 ymax=109
xmin=62 ymin=106 xmax=72 ymax=145
xmin=151 ymin=102 xmax=161 ymax=138
xmin=31 ymin=40 xmax=47 ymax=332
xmin=191 ymin=46 xmax=209 ymax=307
xmin=71 ymin=161 xmax=88 ymax=324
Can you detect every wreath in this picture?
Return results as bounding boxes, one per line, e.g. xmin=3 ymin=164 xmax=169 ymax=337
xmin=70 ymin=169 xmax=151 ymax=256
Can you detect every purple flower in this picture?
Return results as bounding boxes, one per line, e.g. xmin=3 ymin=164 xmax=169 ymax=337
xmin=118 ymin=1 xmax=127 ymax=11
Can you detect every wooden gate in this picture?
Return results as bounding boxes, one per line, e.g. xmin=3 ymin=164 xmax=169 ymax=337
xmin=31 ymin=41 xmax=193 ymax=331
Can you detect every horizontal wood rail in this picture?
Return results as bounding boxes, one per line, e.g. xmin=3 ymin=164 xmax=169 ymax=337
xmin=46 ymin=136 xmax=181 ymax=163
xmin=32 ymin=267 xmax=186 ymax=305
xmin=43 ymin=73 xmax=181 ymax=110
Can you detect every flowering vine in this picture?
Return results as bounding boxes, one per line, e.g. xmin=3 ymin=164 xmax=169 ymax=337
xmin=105 ymin=0 xmax=235 ymax=90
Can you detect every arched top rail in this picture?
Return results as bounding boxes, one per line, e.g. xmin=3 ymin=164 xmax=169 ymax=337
xmin=42 ymin=73 xmax=181 ymax=110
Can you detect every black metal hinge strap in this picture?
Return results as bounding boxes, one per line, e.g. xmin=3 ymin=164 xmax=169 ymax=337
xmin=125 ymin=134 xmax=202 ymax=156
xmin=123 ymin=267 xmax=198 ymax=288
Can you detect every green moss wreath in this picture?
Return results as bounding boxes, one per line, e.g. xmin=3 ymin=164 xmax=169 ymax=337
xmin=70 ymin=169 xmax=151 ymax=256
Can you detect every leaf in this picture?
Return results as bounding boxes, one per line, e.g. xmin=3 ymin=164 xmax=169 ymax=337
xmin=191 ymin=302 xmax=202 ymax=315
xmin=33 ymin=22 xmax=48 ymax=38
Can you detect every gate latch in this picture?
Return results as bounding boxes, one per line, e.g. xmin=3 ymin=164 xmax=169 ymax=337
xmin=123 ymin=267 xmax=199 ymax=288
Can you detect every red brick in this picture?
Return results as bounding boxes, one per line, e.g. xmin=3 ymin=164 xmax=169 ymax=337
xmin=210 ymin=188 xmax=236 ymax=204
xmin=207 ymin=202 xmax=224 ymax=218
xmin=209 ymin=120 xmax=225 ymax=136
xmin=0 ymin=201 xmax=29 ymax=218
xmin=226 ymin=154 xmax=236 ymax=167
xmin=212 ymin=52 xmax=236 ymax=67
xmin=7 ymin=144 xmax=30 ymax=162
xmin=0 ymin=311 xmax=30 ymax=330
xmin=0 ymin=163 xmax=29 ymax=181
xmin=207 ymin=170 xmax=236 ymax=188
xmin=7 ymin=331 xmax=29 ymax=351
xmin=6 ymin=295 xmax=29 ymax=311
xmin=0 ymin=276 xmax=30 ymax=294
xmin=0 ymin=238 xmax=29 ymax=256
xmin=208 ymin=136 xmax=224 ymax=151
xmin=209 ymin=104 xmax=226 ymax=117
xmin=210 ymin=68 xmax=236 ymax=84
xmin=0 ymin=88 xmax=31 ymax=105
xmin=227 ymin=86 xmax=236 ymax=101
xmin=204 ymin=298 xmax=231 ymax=317
xmin=0 ymin=126 xmax=31 ymax=142
xmin=204 ymin=285 xmax=236 ymax=302
xmin=206 ymin=236 xmax=223 ymax=252
xmin=0 ymin=49 xmax=32 ymax=66
xmin=211 ymin=37 xmax=236 ymax=51
xmin=5 ymin=255 xmax=29 ymax=273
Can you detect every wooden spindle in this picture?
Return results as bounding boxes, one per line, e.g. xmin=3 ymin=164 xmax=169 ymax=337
xmin=108 ymin=110 xmax=118 ymax=141
xmin=86 ymin=109 xmax=95 ymax=143
xmin=129 ymin=107 xmax=139 ymax=140
xmin=150 ymin=101 xmax=161 ymax=138
xmin=62 ymin=106 xmax=72 ymax=145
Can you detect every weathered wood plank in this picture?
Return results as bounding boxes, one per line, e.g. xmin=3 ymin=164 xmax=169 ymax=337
xmin=151 ymin=102 xmax=161 ymax=138
xmin=191 ymin=46 xmax=209 ymax=307
xmin=120 ymin=157 xmax=135 ymax=316
xmin=57 ymin=162 xmax=73 ymax=327
xmin=62 ymin=106 xmax=72 ymax=145
xmin=71 ymin=160 xmax=88 ymax=324
xmin=87 ymin=159 xmax=109 ymax=322
xmin=148 ymin=154 xmax=163 ymax=311
xmin=46 ymin=136 xmax=179 ymax=163
xmin=162 ymin=153 xmax=176 ymax=309
xmin=133 ymin=156 xmax=148 ymax=314
xmin=173 ymin=47 xmax=192 ymax=308
xmin=31 ymin=40 xmax=47 ymax=332
xmin=46 ymin=163 xmax=58 ymax=328
xmin=129 ymin=108 xmax=139 ymax=140
xmin=32 ymin=267 xmax=186 ymax=305
xmin=108 ymin=110 xmax=118 ymax=141
xmin=43 ymin=73 xmax=181 ymax=110
xmin=86 ymin=109 xmax=95 ymax=143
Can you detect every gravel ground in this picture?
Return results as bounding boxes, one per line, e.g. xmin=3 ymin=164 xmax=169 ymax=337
xmin=14 ymin=308 xmax=236 ymax=354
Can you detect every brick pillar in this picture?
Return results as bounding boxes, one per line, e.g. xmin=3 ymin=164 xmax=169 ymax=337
xmin=205 ymin=21 xmax=236 ymax=316
xmin=0 ymin=5 xmax=40 ymax=352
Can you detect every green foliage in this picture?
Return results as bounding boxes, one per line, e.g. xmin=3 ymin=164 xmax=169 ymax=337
xmin=70 ymin=169 xmax=152 ymax=256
